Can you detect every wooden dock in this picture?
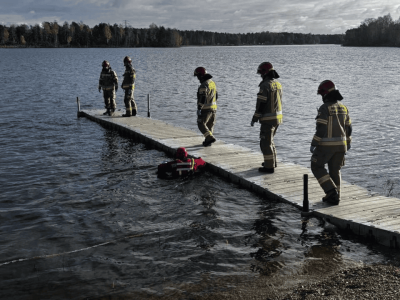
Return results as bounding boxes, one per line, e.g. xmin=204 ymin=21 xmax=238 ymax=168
xmin=80 ymin=109 xmax=400 ymax=249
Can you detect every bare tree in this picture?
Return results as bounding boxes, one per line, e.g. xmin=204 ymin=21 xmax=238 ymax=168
xmin=104 ymin=24 xmax=112 ymax=44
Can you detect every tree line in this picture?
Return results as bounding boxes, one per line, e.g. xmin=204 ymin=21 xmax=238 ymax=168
xmin=0 ymin=21 xmax=344 ymax=48
xmin=344 ymin=14 xmax=400 ymax=46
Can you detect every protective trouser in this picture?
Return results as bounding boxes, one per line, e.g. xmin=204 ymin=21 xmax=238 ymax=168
xmin=123 ymin=89 xmax=137 ymax=116
xmin=103 ymin=90 xmax=116 ymax=110
xmin=311 ymin=148 xmax=345 ymax=197
xmin=260 ymin=124 xmax=279 ymax=168
xmin=197 ymin=111 xmax=216 ymax=142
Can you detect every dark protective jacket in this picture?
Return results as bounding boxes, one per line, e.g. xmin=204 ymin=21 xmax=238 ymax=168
xmin=197 ymin=74 xmax=218 ymax=112
xmin=311 ymin=100 xmax=352 ymax=152
xmin=99 ymin=68 xmax=118 ymax=91
xmin=252 ymin=77 xmax=283 ymax=125
xmin=157 ymin=158 xmax=206 ymax=178
xmin=122 ymin=65 xmax=136 ymax=89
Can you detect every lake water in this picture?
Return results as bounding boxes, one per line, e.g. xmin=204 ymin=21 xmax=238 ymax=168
xmin=1 ymin=45 xmax=400 ymax=299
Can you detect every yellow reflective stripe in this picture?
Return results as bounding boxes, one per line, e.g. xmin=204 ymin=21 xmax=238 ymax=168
xmin=321 ymin=137 xmax=346 ymax=142
xmin=202 ymin=102 xmax=217 ymax=109
xmin=203 ymin=132 xmax=211 ymax=137
xmin=122 ymin=84 xmax=135 ymax=89
xmin=257 ymin=95 xmax=268 ymax=101
xmin=318 ymin=174 xmax=331 ymax=184
xmin=253 ymin=113 xmax=262 ymax=117
xmin=316 ymin=119 xmax=328 ymax=125
xmin=319 ymin=141 xmax=347 ymax=146
xmin=313 ymin=135 xmax=321 ymax=142
xmin=263 ymin=154 xmax=274 ymax=160
xmin=199 ymin=88 xmax=207 ymax=93
xmin=259 ymin=111 xmax=282 ymax=121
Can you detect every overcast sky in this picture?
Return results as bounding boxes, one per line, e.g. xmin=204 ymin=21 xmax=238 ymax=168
xmin=1 ymin=0 xmax=400 ymax=34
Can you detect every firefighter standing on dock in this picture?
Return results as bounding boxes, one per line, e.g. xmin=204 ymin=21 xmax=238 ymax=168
xmin=121 ymin=56 xmax=137 ymax=117
xmin=194 ymin=67 xmax=218 ymax=147
xmin=310 ymin=80 xmax=352 ymax=205
xmin=98 ymin=60 xmax=118 ymax=116
xmin=251 ymin=62 xmax=282 ymax=173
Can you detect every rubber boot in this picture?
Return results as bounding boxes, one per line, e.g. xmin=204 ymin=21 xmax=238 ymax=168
xmin=203 ymin=136 xmax=216 ymax=147
xmin=323 ymin=189 xmax=340 ymax=205
xmin=103 ymin=108 xmax=111 ymax=116
xmin=109 ymin=108 xmax=115 ymax=116
xmin=258 ymin=167 xmax=274 ymax=173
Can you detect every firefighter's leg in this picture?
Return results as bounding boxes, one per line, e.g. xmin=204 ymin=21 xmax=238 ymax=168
xmin=110 ymin=89 xmax=116 ymax=115
xmin=311 ymin=148 xmax=339 ymax=203
xmin=198 ymin=111 xmax=216 ymax=146
xmin=122 ymin=90 xmax=132 ymax=117
xmin=131 ymin=92 xmax=137 ymax=116
xmin=206 ymin=112 xmax=216 ymax=134
xmin=260 ymin=124 xmax=277 ymax=169
xmin=103 ymin=90 xmax=111 ymax=115
xmin=328 ymin=152 xmax=345 ymax=200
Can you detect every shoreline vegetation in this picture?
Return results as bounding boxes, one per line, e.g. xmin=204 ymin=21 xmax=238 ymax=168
xmin=0 ymin=21 xmax=343 ymax=48
xmin=1 ymin=13 xmax=399 ymax=48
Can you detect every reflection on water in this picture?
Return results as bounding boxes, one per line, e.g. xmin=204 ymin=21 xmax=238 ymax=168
xmin=1 ymin=46 xmax=400 ymax=299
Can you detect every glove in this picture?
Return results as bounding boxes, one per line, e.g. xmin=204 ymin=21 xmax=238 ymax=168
xmin=98 ymin=88 xmax=101 ymax=93
xmin=310 ymin=146 xmax=316 ymax=153
xmin=197 ymin=109 xmax=201 ymax=116
xmin=348 ymin=144 xmax=351 ymax=151
xmin=251 ymin=121 xmax=255 ymax=127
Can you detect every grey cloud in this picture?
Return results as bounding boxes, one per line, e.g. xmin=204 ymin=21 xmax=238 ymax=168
xmin=1 ymin=0 xmax=400 ymax=34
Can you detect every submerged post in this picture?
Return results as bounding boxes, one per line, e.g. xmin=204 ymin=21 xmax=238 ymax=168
xmin=77 ymin=97 xmax=81 ymax=117
xmin=147 ymin=94 xmax=151 ymax=118
xmin=303 ymin=174 xmax=309 ymax=212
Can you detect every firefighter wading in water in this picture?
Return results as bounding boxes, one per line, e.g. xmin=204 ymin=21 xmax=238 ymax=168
xmin=121 ymin=56 xmax=137 ymax=117
xmin=98 ymin=60 xmax=118 ymax=116
xmin=157 ymin=147 xmax=206 ymax=179
xmin=194 ymin=67 xmax=218 ymax=147
xmin=251 ymin=62 xmax=282 ymax=173
xmin=310 ymin=80 xmax=352 ymax=205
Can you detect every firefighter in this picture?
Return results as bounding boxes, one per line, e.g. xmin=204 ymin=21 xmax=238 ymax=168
xmin=251 ymin=62 xmax=282 ymax=173
xmin=157 ymin=147 xmax=207 ymax=179
xmin=121 ymin=56 xmax=137 ymax=117
xmin=194 ymin=67 xmax=218 ymax=147
xmin=98 ymin=60 xmax=118 ymax=116
xmin=310 ymin=80 xmax=352 ymax=205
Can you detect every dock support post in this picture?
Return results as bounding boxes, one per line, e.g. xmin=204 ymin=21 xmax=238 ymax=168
xmin=147 ymin=94 xmax=151 ymax=118
xmin=77 ymin=97 xmax=81 ymax=117
xmin=303 ymin=174 xmax=309 ymax=212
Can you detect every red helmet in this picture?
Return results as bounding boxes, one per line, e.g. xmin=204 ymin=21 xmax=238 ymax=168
xmin=102 ymin=60 xmax=110 ymax=68
xmin=194 ymin=67 xmax=207 ymax=77
xmin=175 ymin=147 xmax=188 ymax=160
xmin=257 ymin=62 xmax=274 ymax=75
xmin=317 ymin=80 xmax=336 ymax=96
xmin=123 ymin=56 xmax=132 ymax=65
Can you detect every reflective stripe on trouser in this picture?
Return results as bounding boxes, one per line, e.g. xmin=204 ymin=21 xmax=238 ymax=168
xmin=260 ymin=124 xmax=279 ymax=168
xmin=311 ymin=148 xmax=345 ymax=197
xmin=197 ymin=111 xmax=216 ymax=142
xmin=103 ymin=89 xmax=116 ymax=109
xmin=124 ymin=89 xmax=137 ymax=116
